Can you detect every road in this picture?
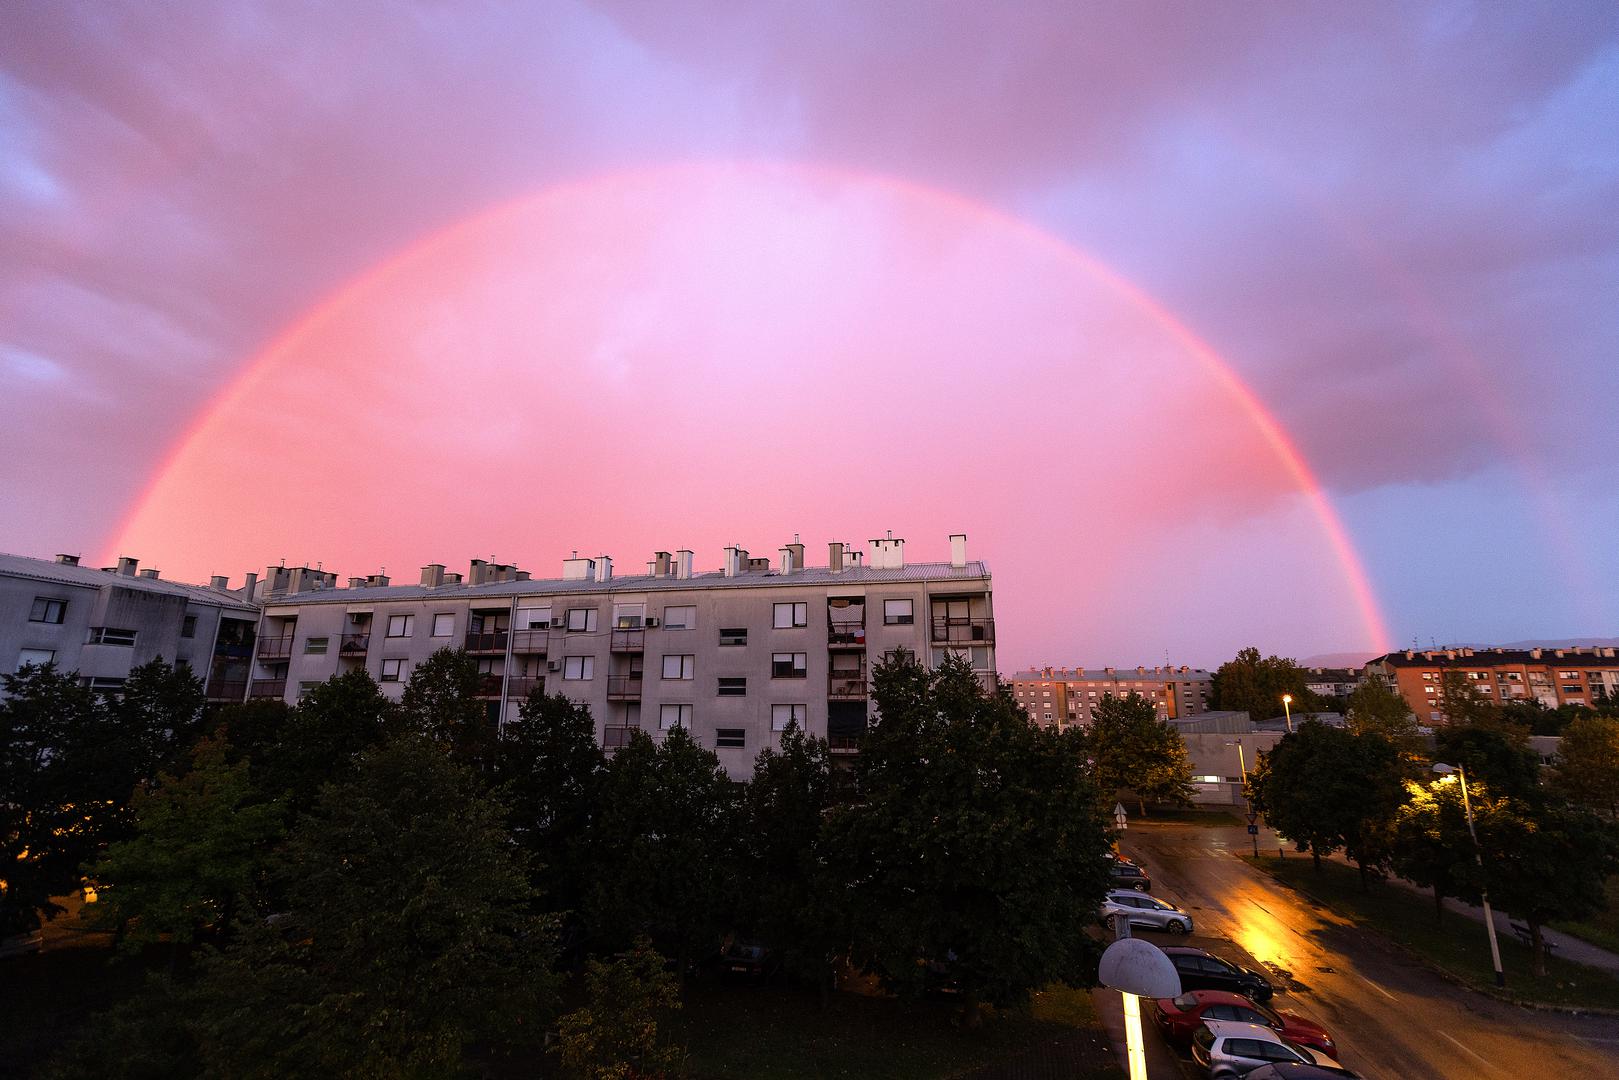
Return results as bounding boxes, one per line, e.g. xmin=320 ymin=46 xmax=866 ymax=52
xmin=1093 ymin=819 xmax=1619 ymax=1080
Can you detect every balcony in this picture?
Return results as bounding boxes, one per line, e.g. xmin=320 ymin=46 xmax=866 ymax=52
xmin=205 ymin=679 xmax=247 ymax=702
xmin=507 ymin=675 xmax=544 ymax=699
xmin=828 ymin=733 xmax=862 ymax=755
xmin=249 ymin=678 xmax=287 ymax=699
xmin=213 ymin=641 xmax=254 ymax=660
xmin=510 ymin=629 xmax=548 ymax=654
xmin=475 ymin=673 xmax=504 ymax=698
xmin=256 ymin=635 xmax=294 ymax=660
xmin=339 ymin=633 xmax=370 ymax=656
xmin=930 ymin=617 xmax=995 ymax=645
xmin=603 ymin=725 xmax=640 ymax=750
xmin=828 ymin=625 xmax=867 ymax=649
xmin=465 ymin=630 xmax=509 ymax=654
xmin=828 ymin=672 xmax=868 ymax=699
xmin=610 ymin=628 xmax=645 ymax=653
xmin=607 ymin=673 xmax=644 ymax=700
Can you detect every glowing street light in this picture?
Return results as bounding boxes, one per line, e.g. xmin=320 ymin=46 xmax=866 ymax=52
xmin=1433 ymin=761 xmax=1505 ymax=988
xmin=1281 ymin=693 xmax=1293 ymax=733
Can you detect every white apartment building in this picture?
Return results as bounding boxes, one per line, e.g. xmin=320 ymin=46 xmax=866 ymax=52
xmin=248 ymin=534 xmax=994 ymax=776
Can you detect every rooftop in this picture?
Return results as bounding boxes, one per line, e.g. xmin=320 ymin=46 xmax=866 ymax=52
xmin=1372 ymin=647 xmax=1619 ymax=668
xmin=0 ymin=552 xmax=256 ymax=611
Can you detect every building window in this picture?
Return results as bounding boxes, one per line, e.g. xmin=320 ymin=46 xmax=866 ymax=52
xmin=386 ymin=614 xmax=414 ymax=638
xmin=304 ymin=637 xmax=329 ymax=655
xmin=515 ymin=607 xmax=550 ymax=630
xmin=662 ymin=654 xmax=694 ymax=680
xmin=716 ymin=728 xmax=746 ymax=749
xmin=432 ymin=613 xmax=455 ymax=637
xmin=380 ymin=658 xmax=405 ymax=682
xmin=87 ymin=627 xmax=137 ymax=647
xmin=773 ymin=602 xmax=808 ymax=629
xmin=772 ymin=652 xmax=808 ymax=679
xmin=660 ymin=703 xmax=691 ymax=730
xmin=84 ymin=676 xmax=126 ymax=691
xmin=771 ymin=703 xmax=806 ymax=732
xmin=882 ymin=599 xmax=914 ymax=625
xmin=16 ymin=648 xmax=54 ymax=671
xmin=181 ymin=615 xmax=197 ymax=639
xmin=297 ymin=681 xmax=320 ymax=700
xmin=718 ymin=677 xmax=747 ymax=696
xmin=564 ymin=656 xmax=594 ymax=680
xmin=613 ymin=604 xmax=646 ymax=628
xmin=663 ymin=606 xmax=696 ymax=630
xmin=719 ymin=627 xmax=747 ymax=647
xmin=29 ymin=598 xmax=67 ymax=624
xmin=566 ymin=608 xmax=598 ymax=633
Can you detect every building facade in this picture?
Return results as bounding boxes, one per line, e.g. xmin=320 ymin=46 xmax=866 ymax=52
xmin=1 ymin=552 xmax=259 ymax=697
xmin=248 ymin=535 xmax=993 ymax=777
xmin=1008 ymin=665 xmax=1212 ymax=728
xmin=1363 ymin=646 xmax=1619 ymax=724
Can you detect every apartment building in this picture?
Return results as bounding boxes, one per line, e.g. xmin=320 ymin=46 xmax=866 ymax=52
xmin=249 ymin=534 xmax=994 ymax=776
xmin=1008 ymin=665 xmax=1212 ymax=728
xmin=0 ymin=552 xmax=260 ymax=697
xmin=1364 ymin=646 xmax=1619 ymax=724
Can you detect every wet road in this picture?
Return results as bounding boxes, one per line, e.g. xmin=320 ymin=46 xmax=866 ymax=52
xmin=1095 ymin=820 xmax=1619 ymax=1080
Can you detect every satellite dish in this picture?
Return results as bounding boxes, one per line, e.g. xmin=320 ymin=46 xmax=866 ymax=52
xmin=1098 ymin=938 xmax=1181 ymax=999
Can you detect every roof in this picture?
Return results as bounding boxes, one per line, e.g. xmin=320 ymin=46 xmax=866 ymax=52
xmin=1202 ymin=1020 xmax=1285 ymax=1042
xmin=1010 ymin=668 xmax=1211 ymax=682
xmin=262 ymin=559 xmax=992 ymax=608
xmin=1371 ymin=648 xmax=1619 ymax=668
xmin=1 ymin=552 xmax=257 ymax=612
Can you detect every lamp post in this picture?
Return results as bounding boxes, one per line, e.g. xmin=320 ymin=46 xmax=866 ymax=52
xmin=1433 ymin=762 xmax=1505 ymax=988
xmin=1281 ymin=693 xmax=1293 ymax=733
xmin=1226 ymin=739 xmax=1259 ymax=857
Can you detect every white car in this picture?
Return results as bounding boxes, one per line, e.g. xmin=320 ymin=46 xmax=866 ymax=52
xmin=1099 ymin=889 xmax=1192 ymax=934
xmin=1190 ymin=1019 xmax=1339 ymax=1077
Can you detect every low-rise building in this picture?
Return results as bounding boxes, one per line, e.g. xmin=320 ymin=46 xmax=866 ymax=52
xmin=1363 ymin=646 xmax=1619 ymax=724
xmin=1008 ymin=665 xmax=1212 ymax=728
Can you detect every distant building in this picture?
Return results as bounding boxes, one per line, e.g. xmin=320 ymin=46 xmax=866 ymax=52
xmin=1008 ymin=665 xmax=1212 ymax=728
xmin=0 ymin=552 xmax=259 ymax=698
xmin=1303 ymin=667 xmax=1361 ymax=700
xmin=1363 ymin=646 xmax=1619 ymax=725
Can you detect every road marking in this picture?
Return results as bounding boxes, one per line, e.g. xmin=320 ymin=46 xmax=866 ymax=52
xmin=1354 ymin=972 xmax=1397 ymax=1001
xmin=1438 ymin=1030 xmax=1495 ymax=1073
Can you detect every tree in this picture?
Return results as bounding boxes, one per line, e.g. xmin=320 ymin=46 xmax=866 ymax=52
xmin=398 ymin=646 xmax=496 ymax=770
xmin=1086 ymin=692 xmax=1194 ymax=815
xmin=1344 ymin=678 xmax=1417 ymax=743
xmin=189 ymin=735 xmax=559 ymax=1076
xmin=1211 ymin=647 xmax=1320 ymax=719
xmin=828 ymin=651 xmax=1111 ymax=1021
xmin=1435 ymin=671 xmax=1510 ymax=728
xmin=87 ymin=734 xmax=284 ymax=955
xmin=1432 ymin=724 xmax=1541 ymax=802
xmin=107 ymin=658 xmax=208 ymax=783
xmin=1553 ymin=715 xmax=1619 ymax=818
xmin=1390 ymin=777 xmax=1483 ymax=923
xmin=556 ymin=937 xmax=685 ymax=1080
xmin=259 ymin=669 xmax=396 ymax=813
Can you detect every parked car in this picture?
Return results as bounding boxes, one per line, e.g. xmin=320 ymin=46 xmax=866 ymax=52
xmin=1160 ymin=946 xmax=1275 ymax=1001
xmin=717 ymin=940 xmax=779 ymax=981
xmin=1244 ymin=1064 xmax=1361 ymax=1079
xmin=1153 ymin=990 xmax=1338 ymax=1059
xmin=1099 ymin=890 xmax=1192 ymax=934
xmin=1107 ymin=860 xmax=1152 ymax=891
xmin=1191 ymin=1020 xmax=1338 ymax=1077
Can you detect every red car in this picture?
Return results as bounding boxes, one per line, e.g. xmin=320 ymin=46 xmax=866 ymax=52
xmin=1152 ymin=990 xmax=1339 ymax=1060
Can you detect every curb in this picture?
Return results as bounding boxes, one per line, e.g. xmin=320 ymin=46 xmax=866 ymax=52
xmin=1246 ymin=859 xmax=1619 ymax=1020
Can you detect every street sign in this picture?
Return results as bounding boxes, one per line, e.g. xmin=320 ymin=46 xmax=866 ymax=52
xmin=1247 ymin=812 xmax=1258 ymax=825
xmin=1247 ymin=824 xmax=1260 ymax=835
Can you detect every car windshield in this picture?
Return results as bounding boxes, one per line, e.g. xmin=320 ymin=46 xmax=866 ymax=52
xmin=1279 ymin=1039 xmax=1313 ymax=1061
xmin=1253 ymin=1003 xmax=1281 ymax=1026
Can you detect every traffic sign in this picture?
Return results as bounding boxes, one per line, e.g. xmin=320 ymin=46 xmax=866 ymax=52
xmin=1247 ymin=812 xmax=1258 ymax=825
xmin=1247 ymin=824 xmax=1259 ymax=835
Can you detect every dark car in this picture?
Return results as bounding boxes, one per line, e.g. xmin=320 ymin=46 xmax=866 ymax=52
xmin=1244 ymin=1063 xmax=1361 ymax=1079
xmin=718 ymin=940 xmax=779 ymax=981
xmin=1107 ymin=860 xmax=1152 ymax=891
xmin=1160 ymin=945 xmax=1274 ymax=1002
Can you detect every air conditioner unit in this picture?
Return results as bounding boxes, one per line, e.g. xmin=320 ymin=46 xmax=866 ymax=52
xmin=644 ymin=617 xmax=659 ymax=628
xmin=548 ymin=660 xmax=562 ymax=672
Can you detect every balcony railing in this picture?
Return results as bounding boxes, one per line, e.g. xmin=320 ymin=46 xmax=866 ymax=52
xmin=828 ymin=625 xmax=867 ymax=648
xmin=506 ymin=675 xmax=544 ymax=699
xmin=828 ymin=733 xmax=863 ymax=754
xmin=465 ymin=630 xmax=509 ymax=654
xmin=213 ymin=641 xmax=254 ymax=659
xmin=339 ymin=633 xmax=370 ymax=655
xmin=607 ymin=673 xmax=644 ymax=700
xmin=828 ymin=672 xmax=868 ymax=699
xmin=249 ymin=678 xmax=287 ymax=699
xmin=603 ymin=725 xmax=641 ymax=750
xmin=205 ymin=679 xmax=247 ymax=702
xmin=610 ymin=628 xmax=645 ymax=652
xmin=510 ymin=629 xmax=548 ymax=654
xmin=930 ymin=617 xmax=995 ymax=645
xmin=256 ymin=635 xmax=294 ymax=660
xmin=475 ymin=673 xmax=504 ymax=698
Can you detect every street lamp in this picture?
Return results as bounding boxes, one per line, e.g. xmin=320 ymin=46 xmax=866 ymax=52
xmin=1281 ymin=693 xmax=1293 ymax=733
xmin=1433 ymin=762 xmax=1505 ymax=988
xmin=1225 ymin=739 xmax=1260 ymax=857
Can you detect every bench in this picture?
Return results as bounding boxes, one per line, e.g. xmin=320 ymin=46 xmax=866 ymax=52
xmin=1509 ymin=922 xmax=1557 ymax=954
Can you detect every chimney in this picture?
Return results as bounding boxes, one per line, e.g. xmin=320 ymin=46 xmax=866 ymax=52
xmin=116 ymin=556 xmax=138 ymax=577
xmin=210 ymin=575 xmax=229 ymax=590
xmin=653 ymin=551 xmax=672 ymax=577
xmin=421 ymin=564 xmax=445 ymax=588
xmin=598 ymin=555 xmax=613 ymax=582
xmin=55 ymin=553 xmax=80 ymax=566
xmin=1104 ymin=666 xmax=1116 ymax=675
xmin=562 ymin=552 xmax=596 ymax=581
xmin=828 ymin=541 xmax=845 ymax=573
xmin=779 ymin=546 xmax=796 ymax=574
xmin=869 ymin=531 xmax=905 ymax=570
xmin=445 ymin=572 xmax=463 ymax=584
xmin=469 ymin=559 xmax=488 ymax=586
xmin=366 ymin=574 xmax=390 ymax=588
xmin=675 ymin=549 xmax=694 ymax=579
xmin=242 ymin=572 xmax=258 ymax=600
xmin=137 ymin=568 xmax=160 ymax=580
xmin=348 ymin=576 xmax=367 ymax=589
xmin=949 ymin=533 xmax=967 ymax=569
xmin=846 ymin=549 xmax=862 ymax=569
xmin=515 ymin=570 xmax=530 ymax=581
xmin=723 ymin=546 xmax=742 ymax=577
xmin=1531 ymin=648 xmax=1542 ymax=659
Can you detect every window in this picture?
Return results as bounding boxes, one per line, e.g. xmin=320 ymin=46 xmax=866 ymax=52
xmin=662 ymin=654 xmax=694 ymax=680
xmin=772 ymin=652 xmax=807 ymax=679
xmin=87 ymin=627 xmax=137 ymax=646
xmin=515 ymin=607 xmax=550 ymax=630
xmin=304 ymin=636 xmax=329 ymax=655
xmin=84 ymin=676 xmax=126 ymax=691
xmin=719 ymin=627 xmax=747 ymax=647
xmin=613 ymin=603 xmax=646 ymax=628
xmin=564 ymin=656 xmax=594 ymax=680
xmin=386 ymin=614 xmax=414 ymax=638
xmin=432 ymin=613 xmax=455 ymax=637
xmin=882 ymin=598 xmax=914 ymax=625
xmin=16 ymin=648 xmax=54 ymax=671
xmin=181 ymin=615 xmax=197 ymax=639
xmin=660 ymin=703 xmax=691 ymax=730
xmin=663 ymin=606 xmax=695 ymax=630
xmin=565 ymin=608 xmax=597 ymax=633
xmin=29 ymin=598 xmax=66 ymax=624
xmin=715 ymin=728 xmax=746 ymax=749
xmin=380 ymin=658 xmax=405 ymax=682
xmin=772 ymin=703 xmax=806 ymax=732
xmin=297 ymin=681 xmax=320 ymax=700
xmin=773 ymin=602 xmax=808 ymax=628
xmin=718 ymin=677 xmax=747 ymax=696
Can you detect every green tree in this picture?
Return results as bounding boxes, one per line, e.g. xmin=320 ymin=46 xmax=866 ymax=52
xmin=260 ymin=669 xmax=396 ymax=813
xmin=1390 ymin=777 xmax=1484 ymax=923
xmin=87 ymin=734 xmax=284 ymax=955
xmin=107 ymin=657 xmax=208 ymax=782
xmin=1344 ymin=678 xmax=1417 ymax=743
xmin=1436 ymin=671 xmax=1510 ymax=728
xmin=1433 ymin=723 xmax=1541 ymax=801
xmin=828 ymin=651 xmax=1111 ymax=1021
xmin=399 ymin=646 xmax=495 ymax=770
xmin=1553 ymin=715 xmax=1619 ymax=818
xmin=556 ymin=937 xmax=685 ymax=1080
xmin=1211 ymin=647 xmax=1320 ymax=719
xmin=1086 ymin=692 xmax=1194 ymax=815
xmin=189 ymin=735 xmax=559 ymax=1076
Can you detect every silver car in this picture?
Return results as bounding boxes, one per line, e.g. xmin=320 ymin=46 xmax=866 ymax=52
xmin=1099 ymin=889 xmax=1193 ymax=934
xmin=1191 ymin=1020 xmax=1339 ymax=1077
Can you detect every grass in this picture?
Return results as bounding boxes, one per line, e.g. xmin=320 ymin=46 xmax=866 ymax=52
xmin=1252 ymin=855 xmax=1619 ymax=1009
xmin=1553 ymin=876 xmax=1619 ymax=954
xmin=1131 ymin=806 xmax=1243 ymax=826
